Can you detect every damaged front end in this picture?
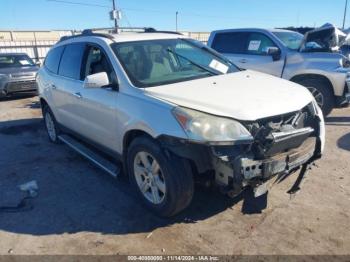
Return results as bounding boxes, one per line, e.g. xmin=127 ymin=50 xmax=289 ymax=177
xmin=301 ymin=23 xmax=350 ymax=53
xmin=211 ymin=102 xmax=323 ymax=197
xmin=160 ymin=101 xmax=324 ymax=198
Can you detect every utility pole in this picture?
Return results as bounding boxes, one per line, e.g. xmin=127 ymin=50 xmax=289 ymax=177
xmin=343 ymin=0 xmax=348 ymax=29
xmin=176 ymin=11 xmax=179 ymax=32
xmin=112 ymin=0 xmax=118 ymax=31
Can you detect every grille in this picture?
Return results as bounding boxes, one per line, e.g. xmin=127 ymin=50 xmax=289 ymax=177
xmin=6 ymin=81 xmax=37 ymax=93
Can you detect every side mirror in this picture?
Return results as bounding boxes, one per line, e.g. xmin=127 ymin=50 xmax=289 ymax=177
xmin=35 ymin=61 xmax=41 ymax=67
xmin=267 ymin=47 xmax=281 ymax=61
xmin=83 ymin=72 xmax=110 ymax=89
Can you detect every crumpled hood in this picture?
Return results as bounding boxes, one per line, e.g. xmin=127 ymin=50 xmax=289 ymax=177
xmin=145 ymin=70 xmax=314 ymax=121
xmin=302 ymin=23 xmax=350 ymax=52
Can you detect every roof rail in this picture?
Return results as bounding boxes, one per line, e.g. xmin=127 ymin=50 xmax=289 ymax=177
xmin=147 ymin=30 xmax=183 ymax=35
xmin=58 ymin=29 xmax=115 ymax=42
xmin=58 ymin=27 xmax=182 ymax=42
xmin=81 ymin=27 xmax=157 ymax=33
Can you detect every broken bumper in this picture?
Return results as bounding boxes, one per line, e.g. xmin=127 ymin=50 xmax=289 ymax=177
xmin=239 ymin=137 xmax=316 ymax=181
xmin=160 ymin=133 xmax=321 ymax=197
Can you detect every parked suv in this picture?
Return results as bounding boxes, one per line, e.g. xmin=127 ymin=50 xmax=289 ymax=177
xmin=208 ymin=28 xmax=350 ymax=115
xmin=0 ymin=53 xmax=39 ymax=98
xmin=37 ymin=29 xmax=325 ymax=217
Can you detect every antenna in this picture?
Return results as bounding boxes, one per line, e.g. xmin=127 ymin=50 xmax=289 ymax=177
xmin=343 ymin=0 xmax=348 ymax=29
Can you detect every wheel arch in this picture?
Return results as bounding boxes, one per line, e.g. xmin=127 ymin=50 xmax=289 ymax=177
xmin=290 ymin=74 xmax=335 ymax=96
xmin=123 ymin=129 xmax=155 ymax=156
xmin=39 ymin=97 xmax=48 ymax=113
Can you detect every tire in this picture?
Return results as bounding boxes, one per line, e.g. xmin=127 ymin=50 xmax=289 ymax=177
xmin=296 ymin=78 xmax=334 ymax=116
xmin=43 ymin=105 xmax=61 ymax=144
xmin=127 ymin=136 xmax=194 ymax=217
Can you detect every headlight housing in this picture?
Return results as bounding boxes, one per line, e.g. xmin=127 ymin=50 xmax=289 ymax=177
xmin=172 ymin=107 xmax=253 ymax=143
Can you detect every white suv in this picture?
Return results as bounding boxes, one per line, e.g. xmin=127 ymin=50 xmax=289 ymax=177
xmin=37 ymin=29 xmax=325 ymax=217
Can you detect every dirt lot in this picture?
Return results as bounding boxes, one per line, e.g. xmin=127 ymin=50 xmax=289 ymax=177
xmin=0 ymin=94 xmax=349 ymax=255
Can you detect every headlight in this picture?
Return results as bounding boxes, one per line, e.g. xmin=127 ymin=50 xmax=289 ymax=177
xmin=172 ymin=107 xmax=253 ymax=143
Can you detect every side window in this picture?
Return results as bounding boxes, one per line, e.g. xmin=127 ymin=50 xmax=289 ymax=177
xmin=82 ymin=45 xmax=117 ymax=84
xmin=245 ymin=33 xmax=277 ymax=55
xmin=58 ymin=43 xmax=86 ymax=80
xmin=211 ymin=32 xmax=248 ymax=54
xmin=44 ymin=46 xmax=65 ymax=74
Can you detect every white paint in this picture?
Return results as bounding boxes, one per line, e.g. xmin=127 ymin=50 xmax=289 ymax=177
xmin=147 ymin=70 xmax=314 ymax=121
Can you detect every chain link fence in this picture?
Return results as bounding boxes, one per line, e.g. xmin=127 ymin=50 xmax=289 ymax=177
xmin=0 ymin=30 xmax=210 ymax=62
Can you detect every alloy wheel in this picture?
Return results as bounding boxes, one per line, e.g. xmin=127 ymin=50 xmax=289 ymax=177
xmin=307 ymin=86 xmax=324 ymax=108
xmin=133 ymin=151 xmax=166 ymax=205
xmin=45 ymin=112 xmax=56 ymax=141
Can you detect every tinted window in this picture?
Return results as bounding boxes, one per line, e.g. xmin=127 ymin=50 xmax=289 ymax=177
xmin=245 ymin=33 xmax=277 ymax=55
xmin=44 ymin=46 xmax=64 ymax=74
xmin=58 ymin=43 xmax=85 ymax=80
xmin=211 ymin=32 xmax=248 ymax=54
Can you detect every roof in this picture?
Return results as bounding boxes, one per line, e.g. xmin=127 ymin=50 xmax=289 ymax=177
xmin=211 ymin=28 xmax=296 ymax=34
xmin=110 ymin=32 xmax=187 ymax=43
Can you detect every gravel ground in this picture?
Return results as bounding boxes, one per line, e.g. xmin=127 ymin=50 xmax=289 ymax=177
xmin=0 ymin=94 xmax=349 ymax=255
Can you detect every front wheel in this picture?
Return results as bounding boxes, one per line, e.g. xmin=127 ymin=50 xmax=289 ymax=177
xmin=296 ymin=78 xmax=334 ymax=116
xmin=127 ymin=136 xmax=194 ymax=217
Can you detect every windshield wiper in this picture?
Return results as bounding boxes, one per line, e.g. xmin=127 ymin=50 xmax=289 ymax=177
xmin=179 ymin=38 xmax=237 ymax=70
xmin=166 ymin=48 xmax=218 ymax=76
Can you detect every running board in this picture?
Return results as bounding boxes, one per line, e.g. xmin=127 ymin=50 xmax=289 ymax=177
xmin=58 ymin=134 xmax=120 ymax=178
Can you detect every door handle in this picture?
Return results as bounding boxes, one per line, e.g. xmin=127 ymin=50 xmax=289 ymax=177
xmin=73 ymin=92 xmax=82 ymax=99
xmin=238 ymin=59 xmax=248 ymax=64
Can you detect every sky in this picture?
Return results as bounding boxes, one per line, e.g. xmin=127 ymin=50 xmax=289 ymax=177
xmin=0 ymin=0 xmax=348 ymax=31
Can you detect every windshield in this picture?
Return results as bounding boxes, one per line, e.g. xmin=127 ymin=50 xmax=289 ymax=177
xmin=272 ymin=31 xmax=304 ymax=50
xmin=111 ymin=38 xmax=239 ymax=88
xmin=0 ymin=54 xmax=35 ymax=69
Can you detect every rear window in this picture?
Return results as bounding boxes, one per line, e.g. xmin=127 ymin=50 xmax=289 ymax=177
xmin=44 ymin=46 xmax=65 ymax=74
xmin=211 ymin=32 xmax=248 ymax=54
xmin=58 ymin=43 xmax=86 ymax=80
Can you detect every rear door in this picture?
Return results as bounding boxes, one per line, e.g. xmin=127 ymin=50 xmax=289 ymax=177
xmin=238 ymin=32 xmax=284 ymax=77
xmin=54 ymin=42 xmax=86 ymax=132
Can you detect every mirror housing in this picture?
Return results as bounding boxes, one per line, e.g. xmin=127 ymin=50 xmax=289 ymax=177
xmin=83 ymin=72 xmax=110 ymax=89
xmin=267 ymin=47 xmax=281 ymax=61
xmin=35 ymin=61 xmax=41 ymax=67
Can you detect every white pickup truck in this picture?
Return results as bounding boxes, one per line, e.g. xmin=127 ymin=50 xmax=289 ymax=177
xmin=208 ymin=26 xmax=350 ymax=115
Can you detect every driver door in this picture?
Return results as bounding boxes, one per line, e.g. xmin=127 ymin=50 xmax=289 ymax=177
xmin=75 ymin=44 xmax=120 ymax=152
xmin=236 ymin=32 xmax=284 ymax=77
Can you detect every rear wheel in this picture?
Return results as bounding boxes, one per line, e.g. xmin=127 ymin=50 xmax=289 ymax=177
xmin=127 ymin=136 xmax=194 ymax=217
xmin=295 ymin=78 xmax=334 ymax=116
xmin=43 ymin=105 xmax=61 ymax=143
